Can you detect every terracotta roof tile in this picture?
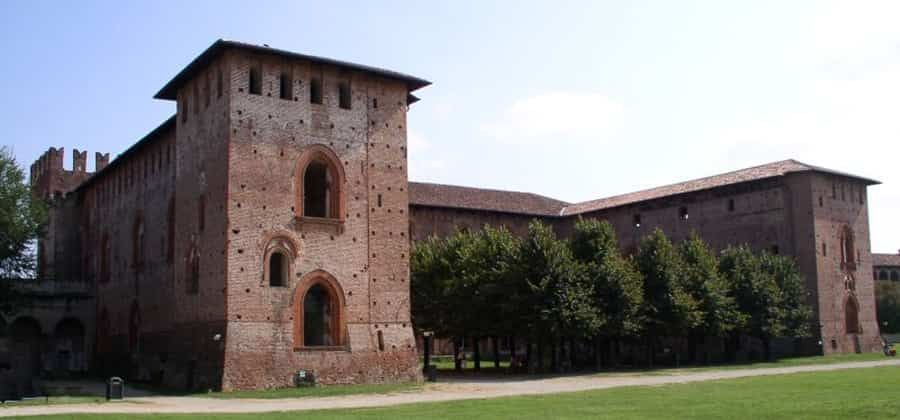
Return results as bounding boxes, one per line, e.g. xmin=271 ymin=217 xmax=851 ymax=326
xmin=873 ymin=253 xmax=900 ymax=267
xmin=408 ymin=182 xmax=569 ymax=216
xmin=409 ymin=160 xmax=879 ymax=217
xmin=560 ymin=159 xmax=879 ymax=215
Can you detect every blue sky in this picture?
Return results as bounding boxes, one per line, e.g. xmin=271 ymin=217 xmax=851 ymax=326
xmin=2 ymin=1 xmax=898 ymax=252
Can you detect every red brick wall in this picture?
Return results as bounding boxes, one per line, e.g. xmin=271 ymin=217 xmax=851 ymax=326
xmin=220 ymin=50 xmax=417 ymax=390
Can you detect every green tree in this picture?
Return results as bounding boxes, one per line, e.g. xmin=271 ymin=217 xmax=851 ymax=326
xmin=876 ymin=281 xmax=900 ymax=334
xmin=571 ymin=218 xmax=643 ymax=368
xmin=635 ymin=229 xmax=701 ymax=365
xmin=679 ymin=233 xmax=743 ymax=362
xmin=760 ymin=252 xmax=812 ymax=339
xmin=520 ymin=220 xmax=600 ymax=370
xmin=719 ymin=245 xmax=787 ymax=360
xmin=0 ymin=147 xmax=46 ymax=313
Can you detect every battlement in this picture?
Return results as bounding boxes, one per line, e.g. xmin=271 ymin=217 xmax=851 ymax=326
xmin=30 ymin=147 xmax=109 ymax=199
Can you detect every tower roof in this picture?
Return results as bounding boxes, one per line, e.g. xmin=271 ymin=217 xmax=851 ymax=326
xmin=155 ymin=39 xmax=431 ymax=100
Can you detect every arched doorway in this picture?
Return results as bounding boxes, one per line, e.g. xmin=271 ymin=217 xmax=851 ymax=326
xmin=10 ymin=317 xmax=43 ymax=376
xmin=845 ymin=297 xmax=860 ymax=334
xmin=293 ymin=270 xmax=345 ymax=349
xmin=54 ymin=318 xmax=86 ymax=374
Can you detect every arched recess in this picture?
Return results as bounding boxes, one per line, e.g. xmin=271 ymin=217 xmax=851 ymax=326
xmin=839 ymin=226 xmax=856 ymax=270
xmin=262 ymin=235 xmax=298 ymax=287
xmin=54 ymin=317 xmax=86 ymax=372
xmin=292 ymin=270 xmax=346 ymax=349
xmin=845 ymin=296 xmax=860 ymax=334
xmin=10 ymin=317 xmax=43 ymax=374
xmin=97 ymin=308 xmax=110 ymax=354
xmin=294 ymin=145 xmax=346 ymax=221
xmin=129 ymin=301 xmax=141 ymax=354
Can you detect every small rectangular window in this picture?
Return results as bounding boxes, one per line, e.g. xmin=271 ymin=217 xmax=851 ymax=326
xmin=339 ymin=82 xmax=351 ymax=109
xmin=727 ymin=198 xmax=735 ymax=212
xmin=377 ymin=193 xmax=382 ymax=207
xmin=819 ymin=196 xmax=823 ymax=207
xmin=280 ymin=71 xmax=292 ymax=100
xmin=310 ymin=78 xmax=323 ymax=104
xmin=633 ymin=214 xmax=641 ymax=228
xmin=822 ymin=242 xmax=827 ymax=256
xmin=373 ymin=98 xmax=378 ymax=109
xmin=249 ymin=66 xmax=262 ymax=95
xmin=771 ymin=245 xmax=779 ymax=255
xmin=679 ymin=206 xmax=689 ymax=220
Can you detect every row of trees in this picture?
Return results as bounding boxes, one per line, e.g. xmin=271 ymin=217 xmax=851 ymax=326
xmin=411 ymin=219 xmax=812 ymax=371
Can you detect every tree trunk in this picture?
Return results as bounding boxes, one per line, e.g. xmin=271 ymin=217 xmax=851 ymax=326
xmin=492 ymin=336 xmax=500 ymax=369
xmin=473 ymin=336 xmax=481 ymax=371
xmin=537 ymin=338 xmax=544 ymax=371
xmin=551 ymin=336 xmax=559 ymax=372
xmin=569 ymin=337 xmax=577 ymax=370
xmin=453 ymin=338 xmax=462 ymax=372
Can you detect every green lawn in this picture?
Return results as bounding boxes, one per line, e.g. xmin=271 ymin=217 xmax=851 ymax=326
xmin=26 ymin=365 xmax=900 ymax=419
xmin=603 ymin=352 xmax=885 ymax=376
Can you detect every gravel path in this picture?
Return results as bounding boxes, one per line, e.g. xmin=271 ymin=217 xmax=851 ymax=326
xmin=5 ymin=359 xmax=899 ymax=418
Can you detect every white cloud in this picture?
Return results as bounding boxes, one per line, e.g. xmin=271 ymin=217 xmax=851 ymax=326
xmin=481 ymin=92 xmax=624 ymax=144
xmin=407 ymin=130 xmax=447 ymax=181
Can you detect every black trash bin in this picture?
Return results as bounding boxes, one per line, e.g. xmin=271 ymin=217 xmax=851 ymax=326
xmin=106 ymin=377 xmax=124 ymax=400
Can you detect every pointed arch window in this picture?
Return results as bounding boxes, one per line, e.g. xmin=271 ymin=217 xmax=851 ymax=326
xmin=295 ymin=146 xmax=345 ymax=229
xmin=845 ymin=297 xmax=860 ymax=334
xmin=840 ymin=226 xmax=856 ymax=270
xmin=263 ymin=236 xmax=296 ymax=287
xmin=293 ymin=270 xmax=346 ymax=349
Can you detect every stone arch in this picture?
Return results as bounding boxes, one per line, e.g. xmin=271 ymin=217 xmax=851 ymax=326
xmin=10 ymin=317 xmax=43 ymax=375
xmin=295 ymin=145 xmax=345 ymax=221
xmin=53 ymin=317 xmax=86 ymax=372
xmin=292 ymin=270 xmax=346 ymax=349
xmin=845 ymin=295 xmax=860 ymax=334
xmin=262 ymin=235 xmax=298 ymax=287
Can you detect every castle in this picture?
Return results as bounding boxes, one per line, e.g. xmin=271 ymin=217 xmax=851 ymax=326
xmin=8 ymin=40 xmax=882 ymax=391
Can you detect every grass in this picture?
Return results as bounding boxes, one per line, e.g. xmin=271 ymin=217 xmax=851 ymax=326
xmin=26 ymin=365 xmax=900 ymax=419
xmin=603 ymin=352 xmax=885 ymax=376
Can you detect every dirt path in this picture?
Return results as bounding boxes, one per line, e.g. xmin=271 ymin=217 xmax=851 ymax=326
xmin=5 ymin=359 xmax=899 ymax=417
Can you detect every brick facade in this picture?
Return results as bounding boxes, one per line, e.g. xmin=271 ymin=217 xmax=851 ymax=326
xmin=28 ymin=40 xmax=883 ymax=392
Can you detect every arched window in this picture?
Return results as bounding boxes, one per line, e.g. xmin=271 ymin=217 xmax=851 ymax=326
xmin=263 ymin=236 xmax=296 ymax=287
xmin=269 ymin=252 xmax=286 ymax=287
xmin=304 ymin=161 xmax=330 ymax=217
xmin=293 ymin=270 xmax=345 ymax=349
xmin=845 ymin=297 xmax=860 ymax=334
xmin=892 ymin=271 xmax=900 ymax=282
xmin=840 ymin=226 xmax=855 ymax=269
xmin=295 ymin=145 xmax=345 ymax=222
